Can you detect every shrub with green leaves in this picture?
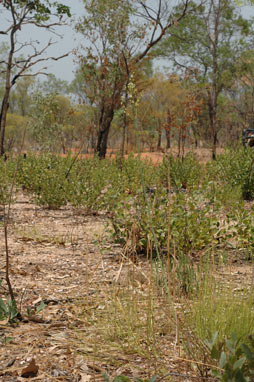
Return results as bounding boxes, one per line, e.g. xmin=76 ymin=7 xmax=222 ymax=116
xmin=67 ymin=155 xmax=158 ymax=213
xmin=158 ymin=152 xmax=202 ymax=191
xmin=0 ymin=292 xmax=18 ymax=322
xmin=0 ymin=156 xmax=15 ymax=205
xmin=207 ymin=332 xmax=254 ymax=382
xmin=109 ymin=189 xmax=222 ymax=257
xmin=207 ymin=147 xmax=254 ymax=200
xmin=16 ymin=154 xmax=74 ymax=209
xmin=68 ymin=157 xmax=120 ymax=211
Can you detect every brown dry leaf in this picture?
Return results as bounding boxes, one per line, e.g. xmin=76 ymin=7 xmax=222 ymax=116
xmin=21 ymin=358 xmax=39 ymax=378
xmin=32 ymin=297 xmax=42 ymax=305
xmin=0 ymin=318 xmax=9 ymax=325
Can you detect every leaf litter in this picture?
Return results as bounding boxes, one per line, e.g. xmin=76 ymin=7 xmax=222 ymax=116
xmin=0 ymin=192 xmax=253 ymax=381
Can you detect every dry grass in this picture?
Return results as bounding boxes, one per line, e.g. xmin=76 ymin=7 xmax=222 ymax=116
xmin=0 ymin=188 xmax=253 ymax=381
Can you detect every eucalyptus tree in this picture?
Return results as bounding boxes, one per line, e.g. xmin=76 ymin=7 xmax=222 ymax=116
xmin=36 ymin=74 xmax=70 ymax=96
xmin=0 ymin=0 xmax=71 ymax=156
xmin=76 ymin=0 xmax=191 ymax=159
xmin=157 ymin=0 xmax=253 ymax=158
xmin=0 ymin=42 xmax=9 ymax=99
xmin=229 ymin=51 xmax=254 ymax=133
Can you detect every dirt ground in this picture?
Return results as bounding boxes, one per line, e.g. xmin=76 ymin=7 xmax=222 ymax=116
xmin=1 ymin=193 xmax=180 ymax=382
xmin=63 ymin=147 xmax=225 ymax=164
xmin=0 ymin=178 xmax=252 ymax=381
xmin=0 ymin=193 xmax=122 ymax=381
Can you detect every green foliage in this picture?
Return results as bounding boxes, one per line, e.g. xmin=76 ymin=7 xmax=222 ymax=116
xmin=206 ymin=333 xmax=254 ymax=382
xmin=102 ymin=373 xmax=158 ymax=382
xmin=109 ymin=187 xmax=220 ymax=258
xmin=26 ymin=300 xmax=46 ymax=317
xmin=228 ymin=206 xmax=254 ymax=252
xmin=30 ymin=94 xmax=65 ymax=152
xmin=75 ymin=0 xmax=136 ymax=104
xmin=68 ymin=154 xmax=156 ymax=212
xmin=6 ymin=113 xmax=29 ymax=151
xmin=203 ymin=179 xmax=242 ymax=211
xmin=0 ymin=336 xmax=12 ymax=345
xmin=108 ymin=154 xmax=214 ymax=259
xmin=33 ymin=166 xmax=68 ymax=209
xmin=0 ymin=293 xmax=18 ymax=322
xmin=157 ymin=0 xmax=252 ymax=87
xmin=36 ymin=74 xmax=70 ymax=96
xmin=16 ymin=153 xmax=72 ymax=209
xmin=15 ymin=151 xmax=254 ymax=259
xmin=4 ymin=1 xmax=71 ymax=21
xmin=0 ymin=156 xmax=16 ymax=205
xmin=159 ymin=153 xmax=202 ymax=191
xmin=68 ymin=157 xmax=121 ymax=211
xmin=188 ymin=273 xmax=254 ymax=345
xmin=207 ymin=147 xmax=254 ymax=200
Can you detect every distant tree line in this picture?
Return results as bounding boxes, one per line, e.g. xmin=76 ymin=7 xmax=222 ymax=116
xmin=1 ymin=0 xmax=254 ymax=158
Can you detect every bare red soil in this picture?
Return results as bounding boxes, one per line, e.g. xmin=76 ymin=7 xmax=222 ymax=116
xmin=60 ymin=147 xmax=225 ymax=164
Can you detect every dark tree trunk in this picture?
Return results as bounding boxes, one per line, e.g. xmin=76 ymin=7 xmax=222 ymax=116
xmin=0 ymin=26 xmax=17 ymax=157
xmin=208 ymin=93 xmax=218 ymax=161
xmin=157 ymin=118 xmax=162 ymax=150
xmin=165 ymin=129 xmax=171 ymax=150
xmin=212 ymin=131 xmax=217 ymax=160
xmin=120 ymin=115 xmax=127 ymax=163
xmin=96 ymin=106 xmax=115 ymax=159
xmin=0 ymin=93 xmax=10 ymax=156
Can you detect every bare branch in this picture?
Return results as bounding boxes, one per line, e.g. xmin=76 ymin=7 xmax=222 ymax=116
xmin=20 ymin=70 xmax=49 ymax=78
xmin=136 ymin=0 xmax=190 ymax=63
xmin=11 ymin=52 xmax=69 ymax=86
xmin=138 ymin=1 xmax=158 ymax=21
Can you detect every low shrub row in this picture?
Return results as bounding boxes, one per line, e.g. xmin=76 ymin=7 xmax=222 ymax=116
xmin=0 ymin=148 xmax=253 ymax=259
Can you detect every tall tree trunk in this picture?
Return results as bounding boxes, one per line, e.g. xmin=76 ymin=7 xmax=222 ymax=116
xmin=120 ymin=112 xmax=127 ymax=164
xmin=0 ymin=26 xmax=17 ymax=157
xmin=211 ymin=108 xmax=218 ymax=160
xmin=157 ymin=118 xmax=162 ymax=150
xmin=212 ymin=130 xmax=217 ymax=160
xmin=0 ymin=92 xmax=11 ymax=156
xmin=165 ymin=108 xmax=171 ymax=149
xmin=96 ymin=106 xmax=114 ymax=159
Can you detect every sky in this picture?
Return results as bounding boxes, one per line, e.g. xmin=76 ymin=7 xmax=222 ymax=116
xmin=1 ymin=1 xmax=254 ymax=84
xmin=44 ymin=0 xmax=85 ymax=82
xmin=0 ymin=1 xmax=85 ymax=83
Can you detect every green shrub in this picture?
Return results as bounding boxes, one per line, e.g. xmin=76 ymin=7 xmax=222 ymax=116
xmin=109 ymin=189 xmax=222 ymax=257
xmin=158 ymin=152 xmax=202 ymax=191
xmin=207 ymin=332 xmax=254 ymax=382
xmin=16 ymin=154 xmax=73 ymax=209
xmin=0 ymin=287 xmax=18 ymax=322
xmin=68 ymin=155 xmax=158 ymax=213
xmin=207 ymin=147 xmax=254 ymax=200
xmin=0 ymin=158 xmax=13 ymax=205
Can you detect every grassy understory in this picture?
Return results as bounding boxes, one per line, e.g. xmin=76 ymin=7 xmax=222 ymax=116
xmin=2 ymin=147 xmax=254 ymax=379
